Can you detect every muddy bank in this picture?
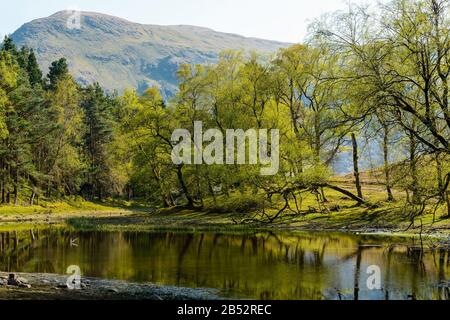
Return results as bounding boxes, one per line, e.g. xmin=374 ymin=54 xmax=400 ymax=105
xmin=0 ymin=272 xmax=223 ymax=300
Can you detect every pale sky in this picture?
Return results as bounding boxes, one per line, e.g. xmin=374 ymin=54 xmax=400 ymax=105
xmin=0 ymin=0 xmax=371 ymax=43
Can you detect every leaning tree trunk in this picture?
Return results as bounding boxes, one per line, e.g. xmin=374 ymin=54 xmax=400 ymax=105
xmin=325 ymin=184 xmax=366 ymax=205
xmin=176 ymin=165 xmax=194 ymax=208
xmin=351 ymin=133 xmax=363 ymax=199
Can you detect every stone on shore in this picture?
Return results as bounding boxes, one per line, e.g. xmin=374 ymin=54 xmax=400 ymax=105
xmin=6 ymin=274 xmax=31 ymax=288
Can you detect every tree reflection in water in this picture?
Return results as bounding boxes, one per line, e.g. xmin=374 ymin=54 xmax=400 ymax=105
xmin=0 ymin=228 xmax=448 ymax=300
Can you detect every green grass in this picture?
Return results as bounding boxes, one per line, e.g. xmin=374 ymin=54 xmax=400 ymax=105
xmin=1 ymin=185 xmax=449 ymax=238
xmin=0 ymin=196 xmax=153 ymax=225
xmin=150 ymin=185 xmax=450 ymax=236
xmin=0 ymin=201 xmax=117 ymax=215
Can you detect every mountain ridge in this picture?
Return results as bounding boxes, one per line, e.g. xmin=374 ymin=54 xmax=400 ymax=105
xmin=11 ymin=10 xmax=290 ymax=96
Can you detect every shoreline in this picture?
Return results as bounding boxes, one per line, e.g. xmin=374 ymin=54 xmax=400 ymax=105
xmin=0 ymin=207 xmax=449 ymax=240
xmin=0 ymin=272 xmax=223 ymax=300
xmin=1 ymin=208 xmax=448 ymax=301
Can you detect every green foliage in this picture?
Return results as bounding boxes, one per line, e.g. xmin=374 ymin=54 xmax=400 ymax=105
xmin=0 ymin=0 xmax=448 ymax=224
xmin=46 ymin=58 xmax=69 ymax=90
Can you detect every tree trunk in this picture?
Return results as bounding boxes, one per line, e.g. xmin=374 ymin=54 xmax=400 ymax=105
xmin=445 ymin=192 xmax=450 ymax=218
xmin=29 ymin=192 xmax=35 ymax=206
xmin=435 ymin=151 xmax=450 ymax=218
xmin=409 ymin=132 xmax=419 ymax=204
xmin=127 ymin=186 xmax=132 ymax=201
xmin=151 ymin=166 xmax=172 ymax=207
xmin=325 ymin=184 xmax=366 ymax=205
xmin=314 ymin=113 xmax=321 ymax=165
xmin=353 ymin=245 xmax=362 ymax=301
xmin=383 ymin=124 xmax=394 ymax=201
xmin=442 ymin=172 xmax=450 ymax=218
xmin=176 ymin=166 xmax=194 ymax=208
xmin=1 ymin=175 xmax=4 ymax=204
xmin=207 ymin=179 xmax=217 ymax=204
xmin=13 ymin=170 xmax=18 ymax=205
xmin=351 ymin=133 xmax=363 ymax=199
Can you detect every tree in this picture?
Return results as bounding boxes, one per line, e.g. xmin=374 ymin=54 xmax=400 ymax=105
xmin=47 ymin=58 xmax=69 ymax=90
xmin=314 ymin=0 xmax=449 ymax=216
xmin=27 ymin=49 xmax=43 ymax=87
xmin=1 ymin=36 xmax=17 ymax=55
xmin=81 ymin=83 xmax=116 ymax=200
xmin=46 ymin=75 xmax=85 ymax=196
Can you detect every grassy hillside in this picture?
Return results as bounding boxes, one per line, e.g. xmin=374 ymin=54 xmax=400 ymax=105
xmin=12 ymin=11 xmax=289 ymax=97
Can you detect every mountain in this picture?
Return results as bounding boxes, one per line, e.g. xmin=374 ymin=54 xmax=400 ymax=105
xmin=11 ymin=11 xmax=289 ymax=97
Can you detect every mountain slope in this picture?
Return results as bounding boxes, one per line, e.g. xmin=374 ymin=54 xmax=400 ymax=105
xmin=12 ymin=11 xmax=289 ymax=96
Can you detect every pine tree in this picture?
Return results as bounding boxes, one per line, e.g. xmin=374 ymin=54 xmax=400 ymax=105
xmin=47 ymin=58 xmax=69 ymax=90
xmin=81 ymin=83 xmax=116 ymax=200
xmin=27 ymin=49 xmax=43 ymax=87
xmin=1 ymin=36 xmax=17 ymax=55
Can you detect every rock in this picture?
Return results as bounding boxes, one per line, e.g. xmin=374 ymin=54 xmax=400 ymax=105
xmin=57 ymin=283 xmax=68 ymax=289
xmin=82 ymin=279 xmax=91 ymax=286
xmin=6 ymin=274 xmax=31 ymax=288
xmin=7 ymin=274 xmax=18 ymax=286
xmin=17 ymin=277 xmax=29 ymax=284
xmin=108 ymin=288 xmax=119 ymax=293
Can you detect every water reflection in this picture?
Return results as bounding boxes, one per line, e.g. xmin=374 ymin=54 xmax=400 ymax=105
xmin=0 ymin=228 xmax=448 ymax=300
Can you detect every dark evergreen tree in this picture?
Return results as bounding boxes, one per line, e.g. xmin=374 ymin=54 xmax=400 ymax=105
xmin=47 ymin=58 xmax=69 ymax=90
xmin=1 ymin=36 xmax=17 ymax=54
xmin=27 ymin=49 xmax=43 ymax=87
xmin=81 ymin=83 xmax=116 ymax=200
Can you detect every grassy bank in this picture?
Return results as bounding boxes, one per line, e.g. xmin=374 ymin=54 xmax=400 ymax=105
xmin=64 ymin=185 xmax=450 ymax=238
xmin=0 ymin=197 xmax=151 ymax=224
xmin=1 ymin=185 xmax=449 ymax=238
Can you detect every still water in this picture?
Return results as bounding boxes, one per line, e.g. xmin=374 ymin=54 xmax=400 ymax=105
xmin=0 ymin=227 xmax=448 ymax=300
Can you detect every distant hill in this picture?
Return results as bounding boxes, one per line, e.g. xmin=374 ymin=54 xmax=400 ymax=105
xmin=11 ymin=11 xmax=289 ymax=97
